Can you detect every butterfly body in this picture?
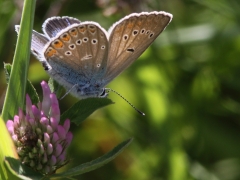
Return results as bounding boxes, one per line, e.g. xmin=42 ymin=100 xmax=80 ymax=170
xmin=16 ymin=12 xmax=172 ymax=99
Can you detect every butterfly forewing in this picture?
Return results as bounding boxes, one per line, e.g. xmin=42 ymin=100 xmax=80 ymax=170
xmin=104 ymin=11 xmax=172 ymax=83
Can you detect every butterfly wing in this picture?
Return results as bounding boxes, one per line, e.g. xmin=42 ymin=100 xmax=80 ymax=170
xmin=103 ymin=11 xmax=172 ymax=84
xmin=15 ymin=25 xmax=49 ymax=63
xmin=43 ymin=19 xmax=109 ymax=81
xmin=43 ymin=16 xmax=81 ymax=38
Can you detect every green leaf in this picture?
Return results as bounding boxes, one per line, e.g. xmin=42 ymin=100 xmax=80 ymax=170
xmin=60 ymin=98 xmax=114 ymax=125
xmin=4 ymin=157 xmax=44 ymax=180
xmin=51 ymin=138 xmax=133 ymax=178
xmin=48 ymin=78 xmax=64 ymax=99
xmin=0 ymin=1 xmax=15 ymax=53
xmin=26 ymin=80 xmax=40 ymax=105
xmin=3 ymin=63 xmax=11 ymax=84
xmin=4 ymin=63 xmax=39 ymax=105
xmin=1 ymin=0 xmax=36 ymax=121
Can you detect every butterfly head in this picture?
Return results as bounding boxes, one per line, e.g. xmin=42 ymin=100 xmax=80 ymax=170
xmin=98 ymin=88 xmax=109 ymax=98
xmin=67 ymin=83 xmax=109 ymax=99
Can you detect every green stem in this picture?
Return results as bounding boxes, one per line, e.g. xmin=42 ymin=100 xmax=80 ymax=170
xmin=0 ymin=0 xmax=36 ymax=179
xmin=1 ymin=0 xmax=36 ymax=121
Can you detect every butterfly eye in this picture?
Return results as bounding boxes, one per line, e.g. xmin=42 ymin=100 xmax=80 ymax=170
xmin=99 ymin=89 xmax=108 ymax=98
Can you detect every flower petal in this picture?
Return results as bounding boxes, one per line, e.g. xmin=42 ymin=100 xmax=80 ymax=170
xmin=41 ymin=81 xmax=51 ymax=115
xmin=6 ymin=120 xmax=14 ymax=134
xmin=63 ymin=119 xmax=70 ymax=132
xmin=13 ymin=115 xmax=20 ymax=129
xmin=57 ymin=125 xmax=66 ymax=140
xmin=47 ymin=143 xmax=53 ymax=155
xmin=65 ymin=132 xmax=73 ymax=147
xmin=18 ymin=108 xmax=24 ymax=121
xmin=46 ymin=125 xmax=53 ymax=134
xmin=52 ymin=132 xmax=59 ymax=144
xmin=49 ymin=155 xmax=57 ymax=166
xmin=55 ymin=143 xmax=63 ymax=157
xmin=40 ymin=117 xmax=49 ymax=126
xmin=50 ymin=93 xmax=60 ymax=123
xmin=44 ymin=132 xmax=50 ymax=144
xmin=32 ymin=105 xmax=41 ymax=119
xmin=26 ymin=94 xmax=33 ymax=117
xmin=50 ymin=117 xmax=58 ymax=131
xmin=57 ymin=153 xmax=65 ymax=165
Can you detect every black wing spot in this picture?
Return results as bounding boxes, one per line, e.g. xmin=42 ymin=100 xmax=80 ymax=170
xmin=83 ymin=37 xmax=88 ymax=42
xmin=69 ymin=44 xmax=76 ymax=49
xmin=65 ymin=51 xmax=72 ymax=56
xmin=146 ymin=30 xmax=150 ymax=35
xmin=149 ymin=33 xmax=154 ymax=38
xmin=127 ymin=48 xmax=134 ymax=53
xmin=101 ymin=45 xmax=105 ymax=49
xmin=76 ymin=39 xmax=82 ymax=45
xmin=133 ymin=30 xmax=138 ymax=35
xmin=123 ymin=35 xmax=128 ymax=40
xmin=92 ymin=39 xmax=98 ymax=44
xmin=141 ymin=29 xmax=145 ymax=34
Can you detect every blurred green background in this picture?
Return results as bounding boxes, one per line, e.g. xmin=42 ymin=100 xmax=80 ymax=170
xmin=1 ymin=0 xmax=240 ymax=179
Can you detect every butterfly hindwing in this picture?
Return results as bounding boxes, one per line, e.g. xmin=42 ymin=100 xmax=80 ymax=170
xmin=104 ymin=11 xmax=172 ymax=84
xmin=43 ymin=20 xmax=109 ymax=80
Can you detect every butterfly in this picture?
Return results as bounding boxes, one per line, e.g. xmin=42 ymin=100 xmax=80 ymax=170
xmin=16 ymin=11 xmax=172 ymax=99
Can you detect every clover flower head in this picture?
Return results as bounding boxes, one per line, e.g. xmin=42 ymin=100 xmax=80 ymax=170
xmin=6 ymin=81 xmax=73 ymax=174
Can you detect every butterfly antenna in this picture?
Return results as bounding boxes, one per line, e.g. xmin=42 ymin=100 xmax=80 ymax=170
xmin=60 ymin=84 xmax=77 ymax=100
xmin=106 ymin=88 xmax=145 ymax=116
